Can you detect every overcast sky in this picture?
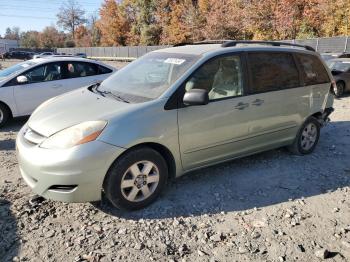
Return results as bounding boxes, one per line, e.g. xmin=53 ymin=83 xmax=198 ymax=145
xmin=0 ymin=0 xmax=103 ymax=36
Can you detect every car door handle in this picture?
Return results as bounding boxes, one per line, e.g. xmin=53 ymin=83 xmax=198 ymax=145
xmin=252 ymin=99 xmax=264 ymax=106
xmin=52 ymin=84 xmax=63 ymax=88
xmin=235 ymin=102 xmax=249 ymax=110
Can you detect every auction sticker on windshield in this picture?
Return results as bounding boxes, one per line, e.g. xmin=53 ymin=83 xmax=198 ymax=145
xmin=164 ymin=58 xmax=186 ymax=65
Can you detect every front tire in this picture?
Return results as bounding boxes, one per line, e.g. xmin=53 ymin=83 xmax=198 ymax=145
xmin=103 ymin=147 xmax=168 ymax=210
xmin=288 ymin=117 xmax=320 ymax=155
xmin=0 ymin=104 xmax=10 ymax=128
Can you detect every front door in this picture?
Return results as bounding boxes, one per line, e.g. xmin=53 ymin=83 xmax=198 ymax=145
xmin=13 ymin=62 xmax=66 ymax=115
xmin=178 ymin=54 xmax=252 ymax=170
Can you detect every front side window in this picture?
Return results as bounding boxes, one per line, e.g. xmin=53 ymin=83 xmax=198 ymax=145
xmin=248 ymin=52 xmax=300 ymax=93
xmin=0 ymin=61 xmax=37 ymax=80
xmin=296 ymin=54 xmax=330 ymax=85
xmin=185 ymin=55 xmax=243 ymax=100
xmin=23 ymin=62 xmax=62 ymax=83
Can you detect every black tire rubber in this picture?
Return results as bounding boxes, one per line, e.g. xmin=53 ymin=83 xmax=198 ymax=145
xmin=0 ymin=103 xmax=10 ymax=128
xmin=103 ymin=147 xmax=168 ymax=210
xmin=288 ymin=117 xmax=321 ymax=155
xmin=334 ymin=81 xmax=345 ymax=98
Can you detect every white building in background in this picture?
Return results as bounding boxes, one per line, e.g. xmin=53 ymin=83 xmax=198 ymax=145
xmin=0 ymin=39 xmax=18 ymax=53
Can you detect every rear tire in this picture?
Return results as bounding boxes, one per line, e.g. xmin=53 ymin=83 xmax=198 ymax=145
xmin=334 ymin=81 xmax=345 ymax=97
xmin=288 ymin=117 xmax=320 ymax=155
xmin=0 ymin=103 xmax=10 ymax=128
xmin=103 ymin=147 xmax=168 ymax=210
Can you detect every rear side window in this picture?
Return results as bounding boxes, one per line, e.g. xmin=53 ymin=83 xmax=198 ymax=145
xmin=66 ymin=62 xmax=98 ymax=78
xmin=98 ymin=65 xmax=113 ymax=74
xmin=248 ymin=52 xmax=300 ymax=93
xmin=296 ymin=54 xmax=330 ymax=85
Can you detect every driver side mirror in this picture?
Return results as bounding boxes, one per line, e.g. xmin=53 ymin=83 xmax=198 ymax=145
xmin=17 ymin=75 xmax=28 ymax=84
xmin=183 ymin=89 xmax=209 ymax=106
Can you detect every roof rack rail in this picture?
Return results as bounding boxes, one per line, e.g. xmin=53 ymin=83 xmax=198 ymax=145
xmin=221 ymin=40 xmax=315 ymax=51
xmin=173 ymin=39 xmax=231 ymax=47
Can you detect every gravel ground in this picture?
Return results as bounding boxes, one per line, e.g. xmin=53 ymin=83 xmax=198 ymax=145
xmin=1 ymin=59 xmax=350 ymax=261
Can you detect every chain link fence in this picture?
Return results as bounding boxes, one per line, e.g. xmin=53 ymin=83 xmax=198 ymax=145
xmin=56 ymin=36 xmax=350 ymax=60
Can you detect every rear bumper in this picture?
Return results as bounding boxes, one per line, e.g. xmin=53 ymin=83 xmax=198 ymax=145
xmin=16 ymin=125 xmax=125 ymax=202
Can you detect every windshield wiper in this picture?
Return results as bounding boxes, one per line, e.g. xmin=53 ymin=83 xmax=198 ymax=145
xmin=92 ymin=83 xmax=110 ymax=97
xmin=92 ymin=84 xmax=130 ymax=103
xmin=108 ymin=93 xmax=130 ymax=103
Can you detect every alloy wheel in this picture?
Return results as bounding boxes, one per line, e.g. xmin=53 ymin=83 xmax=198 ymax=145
xmin=301 ymin=123 xmax=318 ymax=150
xmin=120 ymin=161 xmax=160 ymax=202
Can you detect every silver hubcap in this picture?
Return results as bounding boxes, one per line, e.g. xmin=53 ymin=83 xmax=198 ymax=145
xmin=120 ymin=161 xmax=160 ymax=202
xmin=301 ymin=123 xmax=317 ymax=150
xmin=0 ymin=109 xmax=3 ymax=123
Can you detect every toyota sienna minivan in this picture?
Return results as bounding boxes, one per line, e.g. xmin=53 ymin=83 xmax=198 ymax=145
xmin=17 ymin=41 xmax=334 ymax=210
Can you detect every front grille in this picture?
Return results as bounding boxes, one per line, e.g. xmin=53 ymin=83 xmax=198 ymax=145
xmin=23 ymin=128 xmax=46 ymax=145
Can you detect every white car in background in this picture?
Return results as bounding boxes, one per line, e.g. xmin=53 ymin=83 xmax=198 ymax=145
xmin=33 ymin=52 xmax=55 ymax=59
xmin=0 ymin=57 xmax=116 ymax=126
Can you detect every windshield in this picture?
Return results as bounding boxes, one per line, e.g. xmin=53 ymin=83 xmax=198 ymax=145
xmin=98 ymin=52 xmax=200 ymax=100
xmin=0 ymin=61 xmax=36 ymax=80
xmin=328 ymin=61 xmax=350 ymax=72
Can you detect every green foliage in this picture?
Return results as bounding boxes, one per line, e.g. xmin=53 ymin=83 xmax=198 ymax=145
xmin=20 ymin=31 xmax=40 ymax=48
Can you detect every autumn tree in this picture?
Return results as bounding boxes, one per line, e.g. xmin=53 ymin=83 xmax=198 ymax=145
xmin=97 ymin=0 xmax=129 ymax=46
xmin=39 ymin=26 xmax=66 ymax=48
xmin=57 ymin=0 xmax=87 ymax=39
xmin=155 ymin=0 xmax=202 ymax=44
xmin=202 ymin=0 xmax=247 ymax=40
xmin=74 ymin=25 xmax=91 ymax=47
xmin=321 ymin=0 xmax=350 ymax=36
xmin=87 ymin=13 xmax=101 ymax=46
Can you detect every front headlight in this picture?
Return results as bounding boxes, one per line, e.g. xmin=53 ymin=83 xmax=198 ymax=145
xmin=40 ymin=121 xmax=107 ymax=149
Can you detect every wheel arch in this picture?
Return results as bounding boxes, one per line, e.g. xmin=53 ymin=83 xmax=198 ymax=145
xmin=0 ymin=100 xmax=13 ymax=118
xmin=336 ymin=79 xmax=346 ymax=87
xmin=107 ymin=142 xmax=177 ymax=182
xmin=311 ymin=111 xmax=322 ymax=120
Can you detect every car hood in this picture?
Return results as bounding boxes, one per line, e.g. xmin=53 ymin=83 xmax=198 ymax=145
xmin=28 ymin=87 xmax=135 ymax=137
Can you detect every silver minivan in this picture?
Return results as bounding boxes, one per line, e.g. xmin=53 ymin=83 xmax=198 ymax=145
xmin=17 ymin=41 xmax=334 ymax=210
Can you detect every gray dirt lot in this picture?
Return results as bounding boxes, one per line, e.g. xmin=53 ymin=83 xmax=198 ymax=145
xmin=0 ymin=59 xmax=350 ymax=261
